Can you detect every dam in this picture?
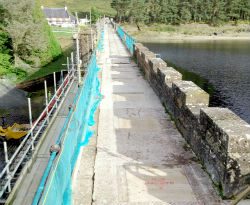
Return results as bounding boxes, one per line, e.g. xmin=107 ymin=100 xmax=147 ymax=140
xmin=0 ymin=19 xmax=250 ymax=205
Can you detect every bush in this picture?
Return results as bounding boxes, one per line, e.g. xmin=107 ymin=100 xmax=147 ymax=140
xmin=0 ymin=53 xmax=13 ymax=76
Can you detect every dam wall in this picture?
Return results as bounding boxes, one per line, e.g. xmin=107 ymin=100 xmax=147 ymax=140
xmin=133 ymin=42 xmax=250 ymax=198
xmin=111 ymin=21 xmax=250 ymax=198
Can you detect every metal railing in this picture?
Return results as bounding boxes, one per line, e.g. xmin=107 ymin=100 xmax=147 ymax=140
xmin=0 ymin=66 xmax=76 ymax=201
xmin=116 ymin=25 xmax=136 ymax=55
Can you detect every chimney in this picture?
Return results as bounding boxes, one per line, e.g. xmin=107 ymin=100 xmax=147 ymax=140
xmin=65 ymin=6 xmax=67 ymax=11
xmin=41 ymin=5 xmax=44 ymax=10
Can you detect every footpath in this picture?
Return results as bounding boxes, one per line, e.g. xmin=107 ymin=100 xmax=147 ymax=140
xmin=90 ymin=25 xmax=225 ymax=205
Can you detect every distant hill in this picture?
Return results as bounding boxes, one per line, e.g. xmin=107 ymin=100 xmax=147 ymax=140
xmin=41 ymin=0 xmax=116 ymax=16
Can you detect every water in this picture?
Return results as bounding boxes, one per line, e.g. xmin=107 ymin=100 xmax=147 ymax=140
xmin=144 ymin=40 xmax=250 ymax=124
xmin=0 ymin=73 xmax=64 ymax=126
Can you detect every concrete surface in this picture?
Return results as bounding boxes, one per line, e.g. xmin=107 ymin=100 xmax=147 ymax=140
xmin=92 ymin=25 xmax=227 ymax=205
xmin=72 ymin=109 xmax=99 ymax=205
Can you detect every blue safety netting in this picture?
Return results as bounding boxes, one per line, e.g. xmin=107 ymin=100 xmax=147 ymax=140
xmin=32 ymin=30 xmax=105 ymax=205
xmin=117 ymin=25 xmax=136 ymax=55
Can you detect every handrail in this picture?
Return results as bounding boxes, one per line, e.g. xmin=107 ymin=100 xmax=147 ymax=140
xmin=0 ymin=68 xmax=76 ymax=199
xmin=116 ymin=24 xmax=136 ymax=54
xmin=32 ymin=24 xmax=105 ymax=205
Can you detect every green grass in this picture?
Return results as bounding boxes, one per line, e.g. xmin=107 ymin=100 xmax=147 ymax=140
xmin=25 ymin=46 xmax=72 ymax=81
xmin=23 ymin=25 xmax=90 ymax=82
xmin=51 ymin=26 xmax=78 ymax=33
xmin=41 ymin=0 xmax=115 ymax=16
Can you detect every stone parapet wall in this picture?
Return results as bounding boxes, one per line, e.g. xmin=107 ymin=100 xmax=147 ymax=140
xmin=134 ymin=42 xmax=250 ymax=198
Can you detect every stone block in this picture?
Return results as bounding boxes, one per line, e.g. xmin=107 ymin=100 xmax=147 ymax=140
xmin=141 ymin=50 xmax=156 ymax=64
xmin=135 ymin=46 xmax=148 ymax=61
xmin=201 ymin=108 xmax=250 ymax=172
xmin=149 ymin=58 xmax=167 ymax=73
xmin=164 ymin=67 xmax=182 ymax=87
xmin=172 ymin=81 xmax=209 ymax=109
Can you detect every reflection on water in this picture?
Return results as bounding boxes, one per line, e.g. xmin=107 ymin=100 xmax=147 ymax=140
xmin=144 ymin=40 xmax=250 ymax=124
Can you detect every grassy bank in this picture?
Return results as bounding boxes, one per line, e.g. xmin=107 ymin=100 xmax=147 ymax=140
xmin=122 ymin=23 xmax=250 ymax=42
xmin=25 ymin=31 xmax=73 ymax=81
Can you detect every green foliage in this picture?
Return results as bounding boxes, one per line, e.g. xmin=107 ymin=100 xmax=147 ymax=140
xmin=26 ymin=46 xmax=72 ymax=81
xmin=0 ymin=54 xmax=27 ymax=81
xmin=0 ymin=0 xmax=62 ymax=80
xmin=111 ymin=0 xmax=131 ymax=22
xmin=111 ymin=0 xmax=250 ymax=27
xmin=0 ymin=54 xmax=12 ymax=76
xmin=128 ymin=0 xmax=148 ymax=29
xmin=0 ymin=30 xmax=12 ymax=54
xmin=91 ymin=7 xmax=102 ymax=23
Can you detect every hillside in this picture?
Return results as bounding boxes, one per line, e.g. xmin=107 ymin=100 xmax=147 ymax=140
xmin=0 ymin=0 xmax=62 ymax=82
xmin=41 ymin=0 xmax=116 ymax=16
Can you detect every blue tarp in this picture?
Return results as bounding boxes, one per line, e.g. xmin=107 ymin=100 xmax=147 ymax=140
xmin=117 ymin=26 xmax=136 ymax=55
xmin=33 ymin=30 xmax=104 ymax=205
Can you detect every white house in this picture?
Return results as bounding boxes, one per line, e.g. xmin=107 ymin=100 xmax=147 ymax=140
xmin=79 ymin=18 xmax=90 ymax=25
xmin=41 ymin=6 xmax=76 ymax=27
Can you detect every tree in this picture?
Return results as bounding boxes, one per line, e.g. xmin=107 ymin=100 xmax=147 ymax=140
xmin=0 ymin=0 xmax=61 ymax=67
xmin=110 ymin=0 xmax=250 ymax=25
xmin=111 ymin=0 xmax=131 ymax=22
xmin=146 ymin=0 xmax=161 ymax=23
xmin=91 ymin=7 xmax=101 ymax=23
xmin=226 ymin=0 xmax=242 ymax=24
xmin=128 ymin=0 xmax=148 ymax=30
xmin=179 ymin=1 xmax=192 ymax=23
xmin=239 ymin=0 xmax=250 ymax=21
xmin=209 ymin=0 xmax=227 ymax=25
xmin=159 ymin=0 xmax=179 ymax=24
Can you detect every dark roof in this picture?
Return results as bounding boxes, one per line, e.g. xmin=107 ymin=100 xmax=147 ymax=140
xmin=70 ymin=14 xmax=77 ymax=22
xmin=43 ymin=7 xmax=70 ymax=19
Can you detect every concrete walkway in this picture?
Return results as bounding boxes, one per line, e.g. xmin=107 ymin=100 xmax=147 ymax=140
xmin=92 ymin=25 xmax=225 ymax=205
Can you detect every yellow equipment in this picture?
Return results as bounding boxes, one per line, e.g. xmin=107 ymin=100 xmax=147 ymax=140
xmin=0 ymin=123 xmax=29 ymax=140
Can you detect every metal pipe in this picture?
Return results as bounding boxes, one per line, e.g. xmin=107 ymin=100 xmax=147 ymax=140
xmin=71 ymin=52 xmax=74 ymax=71
xmin=231 ymin=186 xmax=250 ymax=205
xmin=44 ymin=80 xmax=49 ymax=123
xmin=90 ymin=9 xmax=94 ymax=51
xmin=76 ymin=36 xmax=81 ymax=84
xmin=61 ymin=70 xmax=65 ymax=95
xmin=53 ymin=72 xmax=57 ymax=108
xmin=28 ymin=98 xmax=34 ymax=150
xmin=67 ymin=57 xmax=70 ymax=73
xmin=3 ymin=141 xmax=11 ymax=192
xmin=87 ymin=35 xmax=90 ymax=61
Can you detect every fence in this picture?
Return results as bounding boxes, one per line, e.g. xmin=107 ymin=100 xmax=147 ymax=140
xmin=116 ymin=25 xmax=136 ymax=55
xmin=0 ymin=64 xmax=76 ymax=202
xmin=32 ymin=29 xmax=104 ymax=205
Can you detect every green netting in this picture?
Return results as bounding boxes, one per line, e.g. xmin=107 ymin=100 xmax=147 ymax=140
xmin=117 ymin=25 xmax=135 ymax=54
xmin=32 ymin=30 xmax=104 ymax=205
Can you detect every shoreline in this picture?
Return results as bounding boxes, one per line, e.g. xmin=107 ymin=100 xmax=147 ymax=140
xmin=136 ymin=34 xmax=250 ymax=43
xmin=122 ymin=23 xmax=250 ymax=43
